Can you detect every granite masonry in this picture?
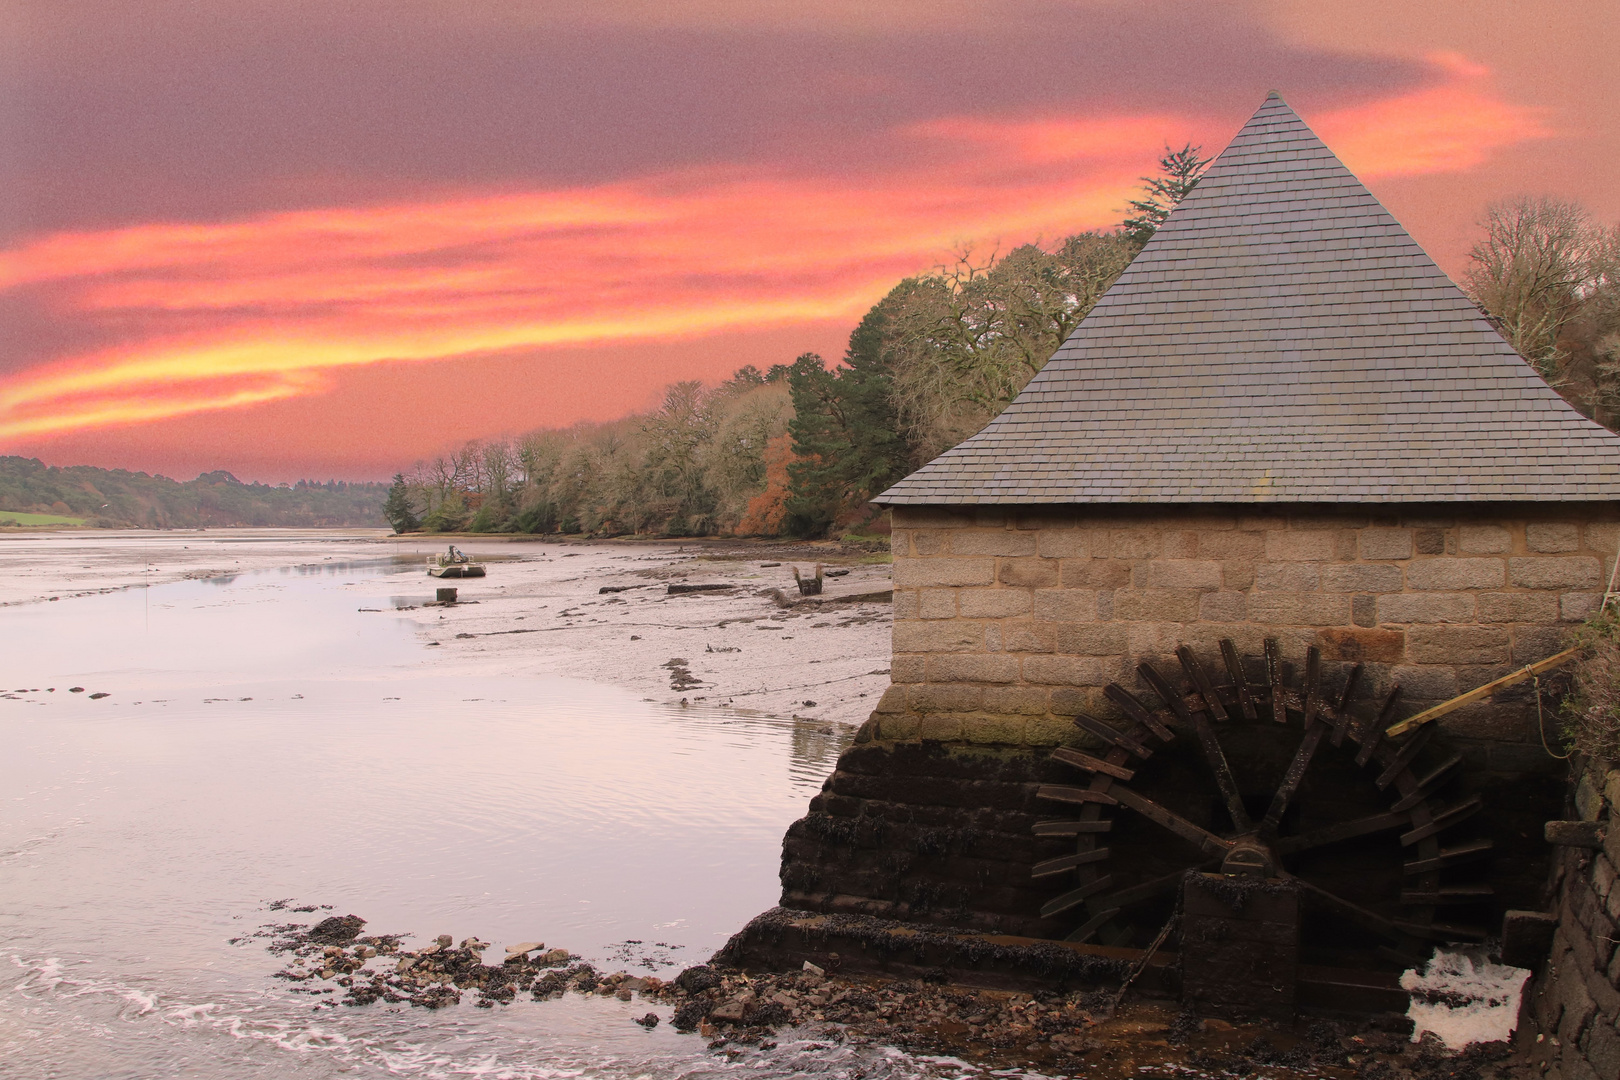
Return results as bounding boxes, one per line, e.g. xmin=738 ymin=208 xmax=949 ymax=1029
xmin=874 ymin=504 xmax=1618 ymax=766
xmin=1528 ymin=758 xmax=1620 ymax=1080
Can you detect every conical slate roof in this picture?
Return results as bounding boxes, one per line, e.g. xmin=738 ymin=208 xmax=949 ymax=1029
xmin=876 ymin=93 xmax=1620 ymax=504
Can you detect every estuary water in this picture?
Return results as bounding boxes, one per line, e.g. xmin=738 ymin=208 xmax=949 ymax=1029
xmin=0 ymin=553 xmax=957 ymax=1078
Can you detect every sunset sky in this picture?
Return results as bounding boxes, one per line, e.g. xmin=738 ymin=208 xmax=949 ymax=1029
xmin=3 ymin=0 xmax=1616 ymax=482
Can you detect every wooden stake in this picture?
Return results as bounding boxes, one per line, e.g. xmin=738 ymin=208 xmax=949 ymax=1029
xmin=1384 ymin=647 xmax=1578 ymax=738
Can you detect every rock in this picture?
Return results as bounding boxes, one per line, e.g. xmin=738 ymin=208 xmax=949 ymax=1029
xmin=1545 ymin=819 xmax=1606 ymax=848
xmin=504 ymin=941 xmax=544 ymax=957
xmin=802 ymin=961 xmax=825 ymax=977
xmin=459 ymin=937 xmax=489 ymax=952
xmin=619 ymin=976 xmax=648 ymax=990
xmin=539 ymin=948 xmax=571 ymax=966
xmin=673 ymin=965 xmax=721 ymax=994
xmin=672 ymin=998 xmax=712 ymax=1030
xmin=616 ymin=989 xmax=633 ymax=1001
xmin=710 ymin=999 xmax=749 ymax=1023
xmin=69 ymin=687 xmax=84 ymax=693
xmin=635 ymin=1012 xmax=660 ymax=1028
xmin=434 ymin=935 xmax=453 ymax=948
xmin=89 ymin=692 xmax=110 ymax=699
xmin=306 ymin=915 xmax=366 ymax=945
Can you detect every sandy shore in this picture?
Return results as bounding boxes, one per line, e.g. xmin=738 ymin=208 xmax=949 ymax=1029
xmin=0 ymin=528 xmax=894 ymax=727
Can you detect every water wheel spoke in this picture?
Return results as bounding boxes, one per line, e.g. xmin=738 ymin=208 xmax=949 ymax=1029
xmin=1262 ymin=648 xmax=1324 ymax=832
xmin=1036 ymin=784 xmax=1117 ymax=807
xmin=1263 ymin=638 xmax=1285 ymax=723
xmin=1263 ymin=719 xmax=1328 ymax=834
xmin=1355 ymin=686 xmax=1401 ymax=766
xmin=1403 ymin=838 xmax=1493 ymax=875
xmin=1295 ymin=880 xmax=1406 ymax=943
xmin=1219 ymin=638 xmax=1258 ymax=719
xmin=1033 ymin=819 xmax=1112 ymax=837
xmin=1375 ymin=725 xmax=1434 ymax=790
xmin=1090 ymin=861 xmax=1220 ymax=912
xmin=1177 ymin=645 xmax=1230 ymax=722
xmin=1109 ymin=784 xmax=1234 ymax=857
xmin=1400 ymin=796 xmax=1483 ymax=846
xmin=1103 ymin=683 xmax=1174 ymax=742
xmin=1274 ymin=809 xmax=1409 ymax=855
xmin=1039 ymin=874 xmax=1117 ymax=919
xmin=1051 ymin=746 xmax=1135 ymax=781
xmin=1399 ymin=884 xmax=1494 ymax=905
xmin=1072 ymin=713 xmax=1154 ymax=759
xmin=1137 ymin=661 xmax=1191 ymax=723
xmin=1390 ymin=753 xmax=1464 ymax=812
xmin=1139 ymin=657 xmax=1252 ymax=833
xmin=1393 ymin=919 xmax=1489 ymax=943
xmin=1032 ymin=848 xmax=1111 ymax=878
xmin=1331 ymin=663 xmax=1363 ymax=746
xmin=1064 ymin=907 xmax=1120 ymax=944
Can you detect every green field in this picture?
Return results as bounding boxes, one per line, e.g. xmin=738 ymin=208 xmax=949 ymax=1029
xmin=0 ymin=511 xmax=88 ymax=527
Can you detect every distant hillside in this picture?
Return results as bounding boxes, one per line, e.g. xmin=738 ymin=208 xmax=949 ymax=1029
xmin=0 ymin=457 xmax=387 ymax=529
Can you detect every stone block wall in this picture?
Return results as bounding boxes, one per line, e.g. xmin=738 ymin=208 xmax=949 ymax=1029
xmin=1530 ymin=759 xmax=1620 ymax=1080
xmin=777 ymin=502 xmax=1610 ymax=948
xmin=873 ymin=503 xmax=1620 ymax=772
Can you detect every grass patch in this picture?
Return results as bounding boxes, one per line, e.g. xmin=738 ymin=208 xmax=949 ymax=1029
xmin=0 ymin=511 xmax=87 ymax=527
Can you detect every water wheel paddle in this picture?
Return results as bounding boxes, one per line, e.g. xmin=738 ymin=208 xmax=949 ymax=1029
xmin=1033 ymin=638 xmax=1492 ymax=964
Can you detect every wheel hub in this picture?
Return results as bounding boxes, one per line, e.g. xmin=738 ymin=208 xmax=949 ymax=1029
xmin=1221 ymin=835 xmax=1276 ymax=878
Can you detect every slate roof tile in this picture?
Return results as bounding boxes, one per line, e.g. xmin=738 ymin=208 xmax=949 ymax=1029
xmin=875 ymin=93 xmax=1620 ymax=505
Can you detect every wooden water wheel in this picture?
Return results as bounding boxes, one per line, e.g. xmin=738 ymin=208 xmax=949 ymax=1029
xmin=1032 ymin=639 xmax=1492 ymax=964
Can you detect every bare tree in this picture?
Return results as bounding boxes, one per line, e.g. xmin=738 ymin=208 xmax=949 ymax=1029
xmin=887 ymin=233 xmax=1138 ymax=460
xmin=1464 ymin=196 xmax=1592 ymax=380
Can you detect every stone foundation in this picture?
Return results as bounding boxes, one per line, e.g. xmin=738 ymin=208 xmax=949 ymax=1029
xmin=1528 ymin=759 xmax=1620 ymax=1080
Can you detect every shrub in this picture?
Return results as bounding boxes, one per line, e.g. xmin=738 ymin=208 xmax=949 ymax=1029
xmin=1562 ymin=603 xmax=1620 ymax=760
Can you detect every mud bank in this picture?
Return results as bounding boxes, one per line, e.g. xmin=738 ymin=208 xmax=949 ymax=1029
xmin=0 ymin=529 xmax=894 ymax=726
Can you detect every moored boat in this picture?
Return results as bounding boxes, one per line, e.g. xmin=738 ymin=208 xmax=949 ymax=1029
xmin=427 ymin=546 xmax=486 ymax=578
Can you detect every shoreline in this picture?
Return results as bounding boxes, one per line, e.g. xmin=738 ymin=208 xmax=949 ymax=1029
xmin=0 ymin=527 xmax=894 ymax=727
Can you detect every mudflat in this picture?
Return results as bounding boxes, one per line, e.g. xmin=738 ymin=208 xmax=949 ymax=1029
xmin=0 ymin=528 xmax=894 ymax=726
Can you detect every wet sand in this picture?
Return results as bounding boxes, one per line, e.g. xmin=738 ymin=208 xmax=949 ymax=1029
xmin=0 ymin=528 xmax=893 ymax=727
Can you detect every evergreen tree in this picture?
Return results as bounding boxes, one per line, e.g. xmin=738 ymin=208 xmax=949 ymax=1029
xmin=1122 ymin=143 xmax=1211 ymax=246
xmin=382 ymin=473 xmax=420 ymax=533
xmin=783 ymin=294 xmax=914 ymax=535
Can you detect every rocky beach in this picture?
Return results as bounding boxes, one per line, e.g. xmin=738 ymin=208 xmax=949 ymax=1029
xmin=254 ymin=908 xmax=1516 ymax=1080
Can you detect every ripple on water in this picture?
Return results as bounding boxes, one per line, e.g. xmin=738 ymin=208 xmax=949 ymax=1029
xmin=0 ymin=561 xmax=904 ymax=1079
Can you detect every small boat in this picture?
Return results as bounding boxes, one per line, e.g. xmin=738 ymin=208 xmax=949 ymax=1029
xmin=427 ymin=545 xmax=486 ymax=578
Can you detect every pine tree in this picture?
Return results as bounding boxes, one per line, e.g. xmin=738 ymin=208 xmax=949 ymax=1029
xmin=783 ymin=296 xmax=914 ymax=536
xmin=382 ymin=473 xmax=420 ymax=534
xmin=1122 ymin=143 xmax=1211 ymax=246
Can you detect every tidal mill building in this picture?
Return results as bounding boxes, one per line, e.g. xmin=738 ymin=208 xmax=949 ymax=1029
xmin=748 ymin=94 xmax=1620 ymax=1012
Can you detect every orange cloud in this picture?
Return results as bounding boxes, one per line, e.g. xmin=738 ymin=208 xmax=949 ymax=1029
xmin=0 ymin=54 xmax=1548 ymax=445
xmin=1315 ymin=52 xmax=1552 ymax=178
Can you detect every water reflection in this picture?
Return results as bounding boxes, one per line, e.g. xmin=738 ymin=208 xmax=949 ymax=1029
xmin=0 ymin=558 xmax=903 ymax=1080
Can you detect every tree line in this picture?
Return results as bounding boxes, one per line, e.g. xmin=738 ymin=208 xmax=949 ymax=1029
xmin=384 ymin=166 xmax=1620 ymax=540
xmin=383 ymin=147 xmax=1206 ymax=537
xmin=0 ymin=456 xmax=387 ymax=529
